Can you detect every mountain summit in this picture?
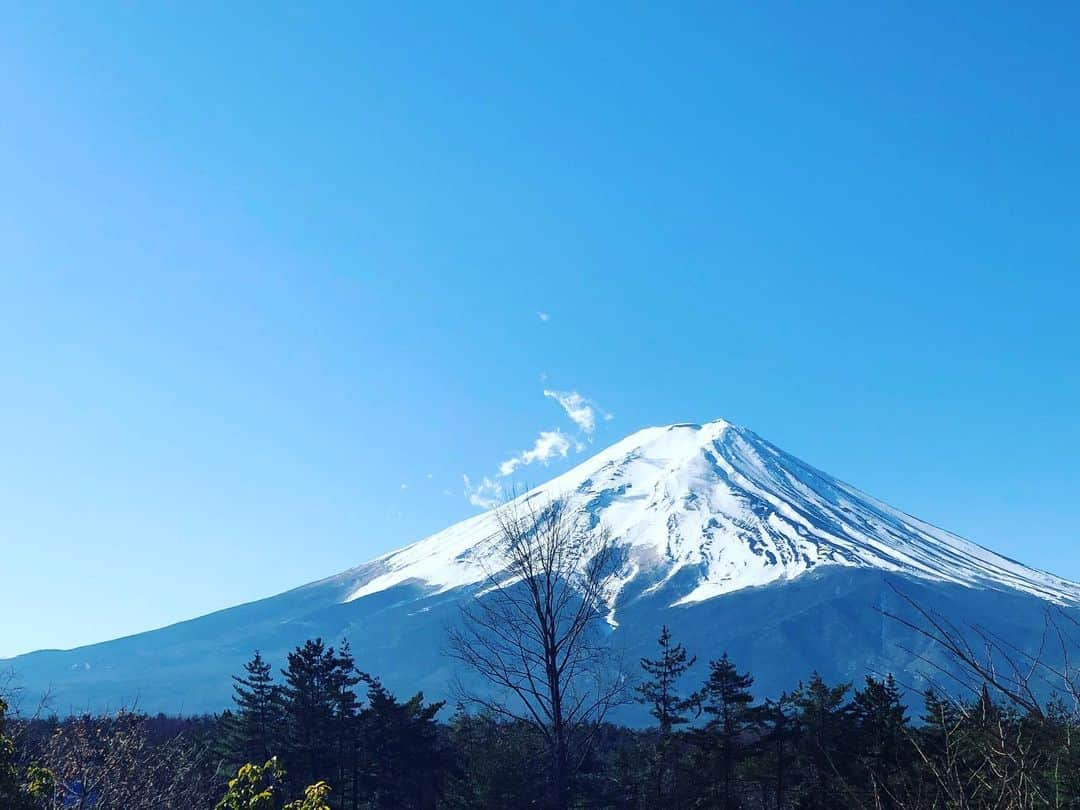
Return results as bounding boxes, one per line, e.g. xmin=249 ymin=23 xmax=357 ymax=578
xmin=336 ymin=419 xmax=1079 ymax=610
xmin=6 ymin=419 xmax=1078 ymax=717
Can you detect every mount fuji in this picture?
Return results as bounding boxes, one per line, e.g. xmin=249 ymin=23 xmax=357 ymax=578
xmin=6 ymin=419 xmax=1078 ymax=718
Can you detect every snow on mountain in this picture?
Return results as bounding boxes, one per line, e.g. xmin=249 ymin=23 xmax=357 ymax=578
xmin=338 ymin=419 xmax=1080 ymax=610
xmin=8 ymin=417 xmax=1079 ymax=717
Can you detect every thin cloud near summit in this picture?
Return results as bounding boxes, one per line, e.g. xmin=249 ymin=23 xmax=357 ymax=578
xmin=543 ymin=389 xmax=612 ymax=435
xmin=498 ymin=430 xmax=572 ymax=477
xmin=463 ymin=387 xmax=613 ymax=508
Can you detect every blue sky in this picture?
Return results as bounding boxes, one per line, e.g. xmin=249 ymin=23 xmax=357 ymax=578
xmin=2 ymin=3 xmax=1078 ymax=658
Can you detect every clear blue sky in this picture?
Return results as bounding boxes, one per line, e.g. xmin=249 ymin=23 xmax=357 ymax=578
xmin=2 ymin=3 xmax=1078 ymax=658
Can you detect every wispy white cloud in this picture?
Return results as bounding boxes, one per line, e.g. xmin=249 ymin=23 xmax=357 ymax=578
xmin=498 ymin=430 xmax=571 ymax=477
xmin=464 ymin=429 xmax=571 ymax=510
xmin=400 ymin=483 xmax=408 ymax=490
xmin=537 ymin=311 xmax=551 ymax=322
xmin=463 ymin=474 xmax=503 ymax=509
xmin=464 ymin=389 xmax=614 ymax=509
xmin=543 ymin=389 xmax=612 ymax=435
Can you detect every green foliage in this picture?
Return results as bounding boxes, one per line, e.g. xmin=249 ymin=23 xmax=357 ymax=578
xmin=216 ymin=758 xmax=332 ymax=810
xmin=789 ymin=672 xmax=855 ymax=809
xmin=284 ymin=780 xmax=332 ymax=810
xmin=636 ymin=626 xmax=698 ymax=805
xmin=225 ymin=651 xmax=284 ymax=770
xmin=444 ymin=711 xmax=548 ymax=809
xmin=279 ymin=637 xmax=362 ymax=799
xmin=690 ymin=652 xmax=757 ymax=807
xmin=216 ymin=757 xmax=287 ymax=810
xmin=15 ymin=631 xmax=1080 ymax=809
xmin=22 ymin=763 xmax=55 ymax=803
xmin=0 ymin=697 xmax=53 ymax=810
xmin=850 ymin=674 xmax=910 ymax=806
xmin=358 ymin=677 xmax=447 ymax=809
xmin=636 ymin=625 xmax=698 ymax=735
xmin=220 ymin=638 xmax=449 ymax=809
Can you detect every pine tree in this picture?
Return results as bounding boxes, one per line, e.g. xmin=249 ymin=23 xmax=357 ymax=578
xmin=692 ymin=652 xmax=756 ymax=807
xmin=852 ymin=674 xmax=909 ymax=807
xmin=328 ymin=640 xmax=363 ymax=810
xmin=790 ymin=673 xmax=854 ymax=809
xmin=636 ymin=626 xmax=697 ymax=804
xmin=754 ymin=694 xmax=797 ymax=810
xmin=636 ymin=626 xmax=697 ymax=735
xmin=281 ymin=638 xmax=359 ymax=800
xmin=444 ymin=710 xmax=548 ymax=810
xmin=919 ymin=687 xmax=961 ymax=764
xmin=226 ymin=651 xmax=284 ymax=768
xmin=359 ymin=676 xmax=447 ymax=809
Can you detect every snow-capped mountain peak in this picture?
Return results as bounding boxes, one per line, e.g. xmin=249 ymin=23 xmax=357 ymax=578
xmin=342 ymin=420 xmax=1080 ymax=610
xmin=10 ymin=418 xmax=1079 ymax=717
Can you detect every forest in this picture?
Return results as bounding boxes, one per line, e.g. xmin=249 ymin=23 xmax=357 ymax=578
xmin=3 ymin=503 xmax=1079 ymax=809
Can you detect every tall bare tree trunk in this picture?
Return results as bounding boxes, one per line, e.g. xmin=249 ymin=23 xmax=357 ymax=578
xmin=448 ymin=496 xmax=629 ymax=809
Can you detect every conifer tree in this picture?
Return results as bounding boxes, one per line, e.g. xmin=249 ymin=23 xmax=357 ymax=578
xmin=755 ymin=694 xmax=797 ymax=810
xmin=852 ymin=674 xmax=909 ymax=807
xmin=692 ymin=652 xmax=756 ymax=807
xmin=444 ymin=710 xmax=548 ymax=810
xmin=790 ymin=672 xmax=855 ymax=809
xmin=281 ymin=638 xmax=360 ymax=800
xmin=328 ymin=640 xmax=363 ymax=810
xmin=919 ymin=687 xmax=961 ymax=763
xmin=226 ymin=651 xmax=284 ymax=768
xmin=636 ymin=625 xmax=697 ymax=735
xmin=359 ymin=676 xmax=447 ymax=809
xmin=636 ymin=626 xmax=697 ymax=804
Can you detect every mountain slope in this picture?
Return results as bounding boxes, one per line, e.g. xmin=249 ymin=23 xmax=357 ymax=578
xmin=5 ymin=419 xmax=1077 ymax=717
xmin=332 ymin=419 xmax=1079 ymax=609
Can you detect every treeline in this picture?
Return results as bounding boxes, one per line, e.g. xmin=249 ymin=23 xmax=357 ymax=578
xmin=4 ymin=626 xmax=1080 ymax=809
xmin=217 ymin=639 xmax=446 ymax=807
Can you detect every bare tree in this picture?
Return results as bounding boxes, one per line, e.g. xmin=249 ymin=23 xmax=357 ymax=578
xmin=33 ymin=710 xmax=220 ymax=810
xmin=448 ymin=495 xmax=629 ymax=809
xmin=879 ymin=584 xmax=1080 ymax=809
xmin=879 ymin=584 xmax=1080 ymax=721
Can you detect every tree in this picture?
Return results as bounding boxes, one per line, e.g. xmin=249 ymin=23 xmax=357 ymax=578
xmin=0 ymin=697 xmax=52 ymax=810
xmin=636 ymin=626 xmax=697 ymax=736
xmin=635 ymin=626 xmax=696 ymax=804
xmin=881 ymin=584 xmax=1080 ymax=807
xmin=790 ymin=673 xmax=854 ymax=809
xmin=286 ymin=781 xmax=333 ymax=810
xmin=226 ymin=651 xmax=284 ymax=769
xmin=358 ymin=676 xmax=447 ymax=809
xmin=444 ymin=710 xmax=548 ymax=810
xmin=752 ymin=694 xmax=797 ymax=810
xmin=328 ymin=640 xmax=363 ymax=810
xmin=692 ymin=652 xmax=755 ymax=807
xmin=851 ymin=674 xmax=909 ymax=807
xmin=447 ymin=497 xmax=628 ymax=810
xmin=279 ymin=638 xmax=361 ymax=801
xmin=35 ymin=709 xmax=218 ymax=809
xmin=216 ymin=758 xmax=332 ymax=810
xmin=216 ymin=758 xmax=287 ymax=810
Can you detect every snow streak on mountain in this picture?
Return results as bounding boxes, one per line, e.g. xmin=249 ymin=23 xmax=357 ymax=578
xmin=333 ymin=420 xmax=1080 ymax=614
